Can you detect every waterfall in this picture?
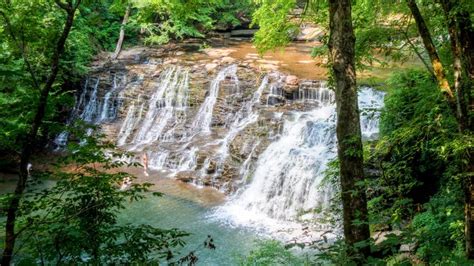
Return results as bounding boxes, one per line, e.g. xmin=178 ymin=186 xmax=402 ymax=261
xmin=191 ymin=65 xmax=239 ymax=134
xmin=80 ymin=78 xmax=101 ymax=123
xmin=358 ymin=87 xmax=385 ymax=140
xmin=130 ymin=66 xmax=189 ymax=150
xmin=216 ymin=87 xmax=384 ymax=230
xmin=53 ymin=78 xmax=100 ymax=148
xmin=117 ymin=95 xmax=146 ymax=146
xmin=239 ymin=140 xmax=260 ymax=181
xmin=99 ymin=73 xmax=125 ymax=122
xmin=204 ymin=76 xmax=269 ymax=179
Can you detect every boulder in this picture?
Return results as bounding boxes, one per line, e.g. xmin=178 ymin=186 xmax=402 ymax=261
xmin=286 ymin=75 xmax=299 ymax=86
xmin=295 ymin=26 xmax=325 ymax=41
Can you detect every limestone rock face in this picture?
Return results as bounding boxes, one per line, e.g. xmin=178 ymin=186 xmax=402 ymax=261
xmin=72 ymin=42 xmax=330 ymax=194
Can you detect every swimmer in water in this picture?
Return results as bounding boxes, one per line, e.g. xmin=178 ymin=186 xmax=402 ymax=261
xmin=120 ymin=177 xmax=132 ymax=190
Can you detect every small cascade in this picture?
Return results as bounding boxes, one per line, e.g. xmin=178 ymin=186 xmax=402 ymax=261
xmin=54 ymin=73 xmax=128 ymax=148
xmin=99 ymin=73 xmax=126 ymax=122
xmin=80 ymin=78 xmax=101 ymax=123
xmin=117 ymin=94 xmax=146 ymax=146
xmin=53 ymin=77 xmax=100 ymax=148
xmin=358 ymin=87 xmax=385 ymax=139
xmin=191 ymin=65 xmax=239 ymax=134
xmin=239 ymin=140 xmax=260 ymax=181
xmin=130 ymin=66 xmax=189 ymax=149
xmin=266 ymin=74 xmax=285 ymax=106
xmin=148 ymin=151 xmax=169 ymax=170
xmin=297 ymin=81 xmax=334 ymax=104
xmin=204 ymin=76 xmax=269 ymax=178
xmin=225 ymin=107 xmax=337 ymax=221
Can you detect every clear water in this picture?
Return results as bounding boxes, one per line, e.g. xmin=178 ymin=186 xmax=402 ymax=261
xmin=118 ymin=193 xmax=260 ymax=265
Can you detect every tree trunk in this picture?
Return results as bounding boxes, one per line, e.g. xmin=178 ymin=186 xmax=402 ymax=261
xmin=328 ymin=0 xmax=370 ymax=259
xmin=112 ymin=3 xmax=130 ymax=60
xmin=438 ymin=0 xmax=474 ymax=258
xmin=1 ymin=1 xmax=80 ymax=264
xmin=439 ymin=0 xmax=467 ymax=132
xmin=456 ymin=9 xmax=474 ymax=259
xmin=406 ymin=0 xmax=456 ymax=106
xmin=455 ymin=9 xmax=474 ymax=131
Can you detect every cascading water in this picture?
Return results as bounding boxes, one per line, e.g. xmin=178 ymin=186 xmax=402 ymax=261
xmin=130 ymin=66 xmax=189 ymax=150
xmin=215 ymin=86 xmax=384 ymax=234
xmin=54 ymin=73 xmax=127 ymax=148
xmin=191 ymin=65 xmax=239 ymax=134
xmin=58 ymin=58 xmax=384 ymax=242
xmin=100 ymin=73 xmax=126 ymax=122
xmin=201 ymin=76 xmax=269 ymax=181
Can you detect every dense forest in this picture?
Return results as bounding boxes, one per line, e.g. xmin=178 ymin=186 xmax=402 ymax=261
xmin=0 ymin=0 xmax=472 ymax=265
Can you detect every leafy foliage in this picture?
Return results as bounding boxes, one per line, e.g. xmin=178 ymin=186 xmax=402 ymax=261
xmin=362 ymin=69 xmax=473 ymax=264
xmin=4 ymin=133 xmax=188 ymax=264
xmin=133 ymin=0 xmax=254 ymax=45
xmin=239 ymin=240 xmax=307 ymax=265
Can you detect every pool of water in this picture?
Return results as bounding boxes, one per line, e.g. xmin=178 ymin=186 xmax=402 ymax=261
xmin=118 ymin=192 xmax=261 ymax=265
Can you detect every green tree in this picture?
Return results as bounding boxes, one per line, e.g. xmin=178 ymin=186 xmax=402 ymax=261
xmin=7 ymin=132 xmax=188 ymax=264
xmin=0 ymin=1 xmax=82 ymax=263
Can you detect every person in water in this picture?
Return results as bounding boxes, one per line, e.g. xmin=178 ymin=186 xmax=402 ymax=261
xmin=142 ymin=153 xmax=149 ymax=176
xmin=120 ymin=177 xmax=132 ymax=190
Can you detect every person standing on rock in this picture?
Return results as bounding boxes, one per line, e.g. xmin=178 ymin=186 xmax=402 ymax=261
xmin=142 ymin=153 xmax=149 ymax=176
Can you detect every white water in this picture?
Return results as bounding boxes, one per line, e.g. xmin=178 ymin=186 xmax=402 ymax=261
xmin=54 ymin=74 xmax=127 ymax=148
xmin=202 ymin=76 xmax=269 ymax=180
xmin=130 ymin=66 xmax=189 ymax=150
xmin=215 ymin=87 xmax=384 ymax=236
xmin=100 ymin=74 xmax=126 ymax=122
xmin=191 ymin=65 xmax=238 ymax=134
xmin=58 ymin=62 xmax=384 ymax=243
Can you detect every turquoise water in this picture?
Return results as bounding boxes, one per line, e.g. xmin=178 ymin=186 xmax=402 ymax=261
xmin=118 ymin=193 xmax=261 ymax=265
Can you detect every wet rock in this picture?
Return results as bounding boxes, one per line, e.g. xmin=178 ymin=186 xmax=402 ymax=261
xmin=400 ymin=243 xmax=417 ymax=253
xmin=175 ymin=172 xmax=195 ymax=183
xmin=221 ymin=56 xmax=235 ymax=64
xmin=152 ymin=69 xmax=161 ymax=78
xmin=203 ymin=48 xmax=235 ymax=58
xmin=267 ymin=95 xmax=286 ymax=106
xmin=230 ymin=29 xmax=258 ymax=37
xmin=283 ymin=85 xmax=299 ymax=94
xmin=373 ymin=230 xmax=402 ymax=245
xmin=259 ymin=64 xmax=279 ymax=71
xmin=202 ymin=176 xmax=212 ymax=186
xmin=205 ymin=63 xmax=218 ymax=72
xmin=206 ymin=160 xmax=217 ymax=174
xmin=164 ymin=58 xmax=179 ymax=64
xmin=285 ymin=75 xmax=299 ymax=86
